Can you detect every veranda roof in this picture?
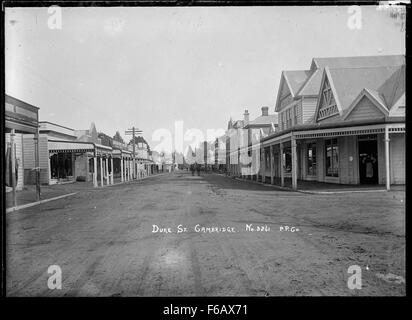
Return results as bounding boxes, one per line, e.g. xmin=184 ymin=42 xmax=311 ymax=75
xmin=48 ymin=140 xmax=95 ymax=153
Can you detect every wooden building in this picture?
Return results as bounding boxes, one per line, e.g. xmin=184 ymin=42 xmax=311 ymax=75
xmin=23 ymin=122 xmax=118 ymax=187
xmin=260 ymin=55 xmax=405 ymax=190
xmin=227 ymin=107 xmax=278 ymax=179
xmin=5 ymin=95 xmax=40 ymax=204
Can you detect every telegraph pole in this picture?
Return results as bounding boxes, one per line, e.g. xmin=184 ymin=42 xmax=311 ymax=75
xmin=10 ymin=129 xmax=17 ymax=207
xmin=125 ymin=126 xmax=142 ymax=179
xmin=35 ymin=125 xmax=41 ymax=200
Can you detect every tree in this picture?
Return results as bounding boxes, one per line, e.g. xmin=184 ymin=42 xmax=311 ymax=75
xmin=377 ymin=4 xmax=406 ymax=32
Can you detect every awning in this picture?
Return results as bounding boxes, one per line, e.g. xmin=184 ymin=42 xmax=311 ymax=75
xmin=112 ymin=149 xmax=132 ymax=155
xmin=48 ymin=140 xmax=95 ymax=153
xmin=95 ymin=143 xmax=112 ymax=151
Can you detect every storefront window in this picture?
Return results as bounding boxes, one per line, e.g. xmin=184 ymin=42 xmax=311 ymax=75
xmin=50 ymin=152 xmax=73 ymax=179
xmin=89 ymin=158 xmax=94 ymax=173
xmin=283 ymin=147 xmax=292 ymax=173
xmin=265 ymin=149 xmax=270 ymax=170
xmin=307 ymin=143 xmax=316 ymax=176
xmin=325 ymin=139 xmax=339 ymax=177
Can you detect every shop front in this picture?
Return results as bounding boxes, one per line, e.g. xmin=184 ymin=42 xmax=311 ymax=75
xmin=5 ymin=95 xmax=40 ymax=205
xmin=261 ymin=122 xmax=405 ymax=190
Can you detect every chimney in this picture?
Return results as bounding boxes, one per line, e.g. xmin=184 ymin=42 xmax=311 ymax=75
xmin=261 ymin=106 xmax=269 ymax=116
xmin=243 ymin=109 xmax=249 ymax=124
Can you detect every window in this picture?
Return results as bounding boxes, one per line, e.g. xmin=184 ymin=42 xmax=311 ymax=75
xmin=284 ymin=109 xmax=292 ymax=129
xmin=294 ymin=104 xmax=298 ymax=125
xmin=265 ymin=148 xmax=270 ymax=170
xmin=287 ymin=109 xmax=292 ymax=128
xmin=89 ymin=158 xmax=94 ymax=173
xmin=285 ymin=110 xmax=288 ymax=128
xmin=283 ymin=147 xmax=292 ymax=173
xmin=307 ymin=143 xmax=317 ymax=176
xmin=290 ymin=109 xmax=293 ymax=127
xmin=325 ymin=139 xmax=339 ymax=177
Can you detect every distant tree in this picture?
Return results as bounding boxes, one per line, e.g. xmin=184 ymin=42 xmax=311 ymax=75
xmin=377 ymin=4 xmax=405 ymax=32
xmin=113 ymin=131 xmax=124 ymax=144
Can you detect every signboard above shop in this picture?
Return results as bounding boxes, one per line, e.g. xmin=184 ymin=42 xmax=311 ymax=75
xmin=5 ymin=95 xmax=39 ymax=134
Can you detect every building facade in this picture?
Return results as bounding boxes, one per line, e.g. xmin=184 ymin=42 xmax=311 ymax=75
xmin=5 ymin=95 xmax=40 ymax=199
xmin=23 ymin=122 xmax=118 ymax=187
xmin=260 ymin=55 xmax=405 ymax=190
xmin=226 ymin=107 xmax=278 ymax=179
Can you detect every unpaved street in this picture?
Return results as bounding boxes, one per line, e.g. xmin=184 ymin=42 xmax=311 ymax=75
xmin=7 ymin=172 xmax=405 ymax=296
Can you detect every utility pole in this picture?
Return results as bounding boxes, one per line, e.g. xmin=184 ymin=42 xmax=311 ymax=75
xmin=35 ymin=125 xmax=41 ymax=200
xmin=125 ymin=126 xmax=142 ymax=180
xmin=204 ymin=141 xmax=207 ymax=173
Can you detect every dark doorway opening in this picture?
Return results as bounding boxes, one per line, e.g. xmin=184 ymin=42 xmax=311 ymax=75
xmin=50 ymin=152 xmax=73 ymax=180
xmin=358 ymin=139 xmax=378 ymax=184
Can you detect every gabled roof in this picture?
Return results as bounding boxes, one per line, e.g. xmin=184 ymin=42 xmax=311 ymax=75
xmin=274 ymin=54 xmax=405 ymax=125
xmin=312 ymin=54 xmax=404 ymax=69
xmin=296 ymin=55 xmax=405 ymax=98
xmin=326 ymin=65 xmax=402 ymax=115
xmin=247 ymin=114 xmax=278 ymax=127
xmin=343 ymin=88 xmax=389 ymax=121
xmin=275 ymin=71 xmax=311 ymax=111
xmin=364 ymin=88 xmax=387 ymax=110
xmin=296 ymin=69 xmax=322 ymax=96
xmin=283 ymin=70 xmax=312 ymax=96
xmin=378 ymin=64 xmax=405 ymax=108
xmin=232 ymin=119 xmax=244 ymax=128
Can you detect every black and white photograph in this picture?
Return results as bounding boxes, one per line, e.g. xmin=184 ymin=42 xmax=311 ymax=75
xmin=2 ymin=1 xmax=407 ymax=303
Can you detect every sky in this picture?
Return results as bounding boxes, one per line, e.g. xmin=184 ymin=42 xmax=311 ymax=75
xmin=5 ymin=5 xmax=405 ymax=154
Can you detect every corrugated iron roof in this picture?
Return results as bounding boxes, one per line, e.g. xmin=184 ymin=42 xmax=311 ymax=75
xmin=378 ymin=64 xmax=405 ymax=108
xmin=313 ymin=55 xmax=404 ymax=69
xmin=327 ymin=65 xmax=402 ymax=112
xmin=296 ymin=69 xmax=322 ymax=96
xmin=248 ymin=114 xmax=278 ymax=126
xmin=291 ymin=55 xmax=405 ymax=98
xmin=283 ymin=70 xmax=312 ymax=96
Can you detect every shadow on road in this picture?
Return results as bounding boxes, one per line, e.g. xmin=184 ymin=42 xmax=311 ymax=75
xmin=169 ymin=171 xmax=289 ymax=192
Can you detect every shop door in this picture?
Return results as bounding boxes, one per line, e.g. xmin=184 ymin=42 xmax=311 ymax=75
xmin=358 ymin=138 xmax=378 ymax=184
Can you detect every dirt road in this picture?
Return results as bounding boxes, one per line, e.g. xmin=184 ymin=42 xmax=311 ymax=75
xmin=6 ymin=172 xmax=405 ymax=296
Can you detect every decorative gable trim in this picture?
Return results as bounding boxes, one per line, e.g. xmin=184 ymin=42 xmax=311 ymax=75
xmin=271 ymin=122 xmax=277 ymax=134
xmin=275 ymin=72 xmax=295 ymax=112
xmin=314 ymin=68 xmax=342 ymax=122
xmin=259 ymin=128 xmax=267 ymax=138
xmin=343 ymin=89 xmax=389 ymax=120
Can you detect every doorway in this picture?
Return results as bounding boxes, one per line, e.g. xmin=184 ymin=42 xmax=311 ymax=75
xmin=358 ymin=138 xmax=378 ymax=184
xmin=50 ymin=152 xmax=73 ymax=180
